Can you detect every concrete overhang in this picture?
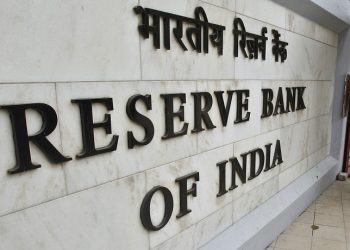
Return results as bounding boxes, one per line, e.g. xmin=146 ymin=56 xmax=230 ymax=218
xmin=272 ymin=0 xmax=350 ymax=33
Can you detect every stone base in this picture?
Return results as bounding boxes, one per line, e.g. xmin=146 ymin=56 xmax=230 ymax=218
xmin=200 ymin=156 xmax=339 ymax=250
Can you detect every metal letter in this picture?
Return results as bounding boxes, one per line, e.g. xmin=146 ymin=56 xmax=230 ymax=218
xmin=175 ymin=171 xmax=200 ymax=218
xmin=273 ymin=87 xmax=286 ymax=115
xmin=285 ymin=87 xmax=297 ymax=113
xmin=126 ymin=94 xmax=154 ymax=149
xmin=296 ymin=87 xmax=307 ymax=110
xmin=140 ymin=186 xmax=174 ymax=231
xmin=248 ymin=148 xmax=265 ymax=180
xmin=1 ymin=103 xmax=72 ymax=174
xmin=214 ymin=91 xmax=234 ymax=127
xmin=264 ymin=143 xmax=273 ymax=172
xmin=191 ymin=92 xmax=216 ymax=133
xmin=234 ymin=89 xmax=251 ymax=124
xmin=228 ymin=155 xmax=247 ymax=190
xmin=216 ymin=160 xmax=229 ymax=197
xmin=160 ymin=93 xmax=189 ymax=139
xmin=71 ymin=98 xmax=118 ymax=158
xmin=271 ymin=139 xmax=283 ymax=167
xmin=261 ymin=89 xmax=274 ymax=118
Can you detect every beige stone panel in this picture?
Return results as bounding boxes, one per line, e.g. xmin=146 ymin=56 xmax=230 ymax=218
xmin=56 ymin=81 xmax=198 ymax=193
xmin=0 ymin=173 xmax=148 ymax=250
xmin=0 ymin=83 xmax=66 ymax=216
xmin=0 ymin=0 xmax=140 ymax=82
xmin=139 ymin=0 xmax=235 ymax=80
xmin=146 ymin=144 xmax=233 ymax=248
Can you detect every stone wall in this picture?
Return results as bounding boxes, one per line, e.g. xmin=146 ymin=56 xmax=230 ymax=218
xmin=0 ymin=0 xmax=338 ymax=249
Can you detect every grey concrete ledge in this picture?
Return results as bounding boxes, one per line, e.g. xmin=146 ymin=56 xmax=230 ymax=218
xmin=200 ymin=156 xmax=338 ymax=250
xmin=272 ymin=0 xmax=349 ymax=33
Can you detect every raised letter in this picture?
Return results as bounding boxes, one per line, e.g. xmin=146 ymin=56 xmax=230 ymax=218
xmin=271 ymin=139 xmax=283 ymax=167
xmin=191 ymin=92 xmax=216 ymax=133
xmin=296 ymin=87 xmax=306 ymax=110
xmin=1 ymin=103 xmax=72 ymax=174
xmin=261 ymin=89 xmax=274 ymax=118
xmin=126 ymin=94 xmax=154 ymax=149
xmin=286 ymin=87 xmax=297 ymax=112
xmin=216 ymin=160 xmax=229 ymax=197
xmin=71 ymin=98 xmax=118 ymax=158
xmin=160 ymin=93 xmax=188 ymax=139
xmin=134 ymin=6 xmax=161 ymax=49
xmin=273 ymin=87 xmax=286 ymax=115
xmin=214 ymin=91 xmax=234 ymax=127
xmin=264 ymin=143 xmax=273 ymax=172
xmin=140 ymin=186 xmax=174 ymax=231
xmin=272 ymin=29 xmax=288 ymax=63
xmin=248 ymin=148 xmax=265 ymax=180
xmin=229 ymin=155 xmax=247 ymax=190
xmin=235 ymin=89 xmax=251 ymax=123
xmin=175 ymin=171 xmax=200 ymax=218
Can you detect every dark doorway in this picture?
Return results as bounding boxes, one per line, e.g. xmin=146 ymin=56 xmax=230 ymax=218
xmin=342 ymin=74 xmax=350 ymax=174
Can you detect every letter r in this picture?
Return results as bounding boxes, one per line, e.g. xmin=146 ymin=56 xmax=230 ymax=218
xmin=1 ymin=103 xmax=72 ymax=174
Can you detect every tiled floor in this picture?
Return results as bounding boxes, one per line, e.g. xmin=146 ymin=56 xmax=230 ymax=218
xmin=267 ymin=179 xmax=350 ymax=250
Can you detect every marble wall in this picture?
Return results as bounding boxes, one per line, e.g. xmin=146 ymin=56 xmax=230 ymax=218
xmin=0 ymin=0 xmax=338 ymax=249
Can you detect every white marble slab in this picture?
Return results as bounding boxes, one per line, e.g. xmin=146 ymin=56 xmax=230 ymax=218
xmin=0 ymin=0 xmax=140 ymax=82
xmin=280 ymin=121 xmax=308 ymax=171
xmin=139 ymin=0 xmax=235 ymax=80
xmin=233 ymin=176 xmax=279 ymax=222
xmin=196 ymin=80 xmax=261 ymax=153
xmin=0 ymin=173 xmax=148 ymax=250
xmin=285 ymin=10 xmax=337 ymax=47
xmin=56 ymin=81 xmax=198 ymax=193
xmin=307 ymin=81 xmax=333 ymax=119
xmin=279 ymin=158 xmax=308 ymax=190
xmin=307 ymin=145 xmax=328 ymax=170
xmin=152 ymin=203 xmax=233 ymax=250
xmin=231 ymin=129 xmax=282 ymax=201
xmin=307 ymin=115 xmax=330 ymax=155
xmin=286 ymin=10 xmax=316 ymax=41
xmin=260 ymin=81 xmax=309 ymax=133
xmin=145 ymin=144 xmax=233 ymax=247
xmin=0 ymin=84 xmax=66 ymax=216
xmin=193 ymin=203 xmax=233 ymax=248
xmin=140 ymin=0 xmax=199 ymax=17
xmin=315 ymin=24 xmax=338 ymax=47
xmin=152 ymin=225 xmax=196 ymax=250
xmin=234 ymin=14 xmax=287 ymax=80
xmin=284 ymin=31 xmax=337 ymax=80
xmin=199 ymin=0 xmax=235 ymax=11
xmin=236 ymin=0 xmax=286 ymax=28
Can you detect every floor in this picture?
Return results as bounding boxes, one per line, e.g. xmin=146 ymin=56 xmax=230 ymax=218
xmin=266 ymin=178 xmax=350 ymax=250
